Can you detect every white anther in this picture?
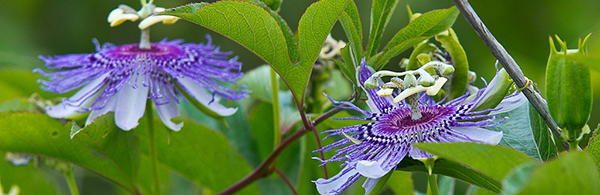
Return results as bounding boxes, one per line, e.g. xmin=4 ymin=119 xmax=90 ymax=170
xmin=425 ymin=77 xmax=447 ymax=96
xmin=108 ymin=7 xmax=140 ymax=27
xmin=138 ymin=15 xmax=180 ymax=30
xmin=393 ymin=86 xmax=427 ymax=103
xmin=376 ymin=88 xmax=394 ymax=97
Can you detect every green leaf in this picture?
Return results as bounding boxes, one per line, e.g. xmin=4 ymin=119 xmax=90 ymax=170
xmin=338 ymin=45 xmax=358 ymax=84
xmin=240 ymin=66 xmax=275 ymax=102
xmin=517 ymin=152 xmax=600 ymax=194
xmin=259 ymin=0 xmax=282 ymax=11
xmin=369 ymin=7 xmax=459 ymax=69
xmin=439 ymin=176 xmax=456 ymax=195
xmin=585 ymin=130 xmax=600 ymax=170
xmin=488 ymin=103 xmax=543 ymax=160
xmin=0 ymin=99 xmax=36 ymax=112
xmin=294 ymin=0 xmax=350 ymax=103
xmin=529 ymin=103 xmax=558 ymax=161
xmin=163 ymin=2 xmax=296 ymax=97
xmin=415 ymin=143 xmax=535 ymax=191
xmin=166 ymin=0 xmax=349 ymax=105
xmin=367 ymin=171 xmax=393 ymax=195
xmin=398 ymin=158 xmax=501 ymax=192
xmin=387 ymin=171 xmax=414 ymax=195
xmin=339 ymin=0 xmax=363 ymax=65
xmin=138 ymin=117 xmax=260 ymax=194
xmin=0 ymin=69 xmax=60 ymax=101
xmin=0 ymin=112 xmax=138 ymax=193
xmin=500 ymin=162 xmax=537 ymax=195
xmin=367 ymin=0 xmax=400 ymax=57
xmin=0 ymin=152 xmax=59 ymax=195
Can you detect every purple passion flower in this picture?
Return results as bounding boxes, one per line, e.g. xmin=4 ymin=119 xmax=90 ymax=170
xmin=36 ymin=37 xmax=247 ymax=131
xmin=314 ymin=63 xmax=526 ymax=194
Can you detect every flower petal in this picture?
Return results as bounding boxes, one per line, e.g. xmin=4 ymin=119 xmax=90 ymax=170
xmin=355 ymin=160 xmax=391 ymax=179
xmin=452 ymin=126 xmax=503 ymax=145
xmin=177 ymin=77 xmax=237 ymax=116
xmin=46 ymin=74 xmax=108 ymax=118
xmin=85 ymin=97 xmax=116 ymax=126
xmin=315 ymin=167 xmax=359 ymax=195
xmin=409 ymin=146 xmax=434 ymax=159
xmin=489 ymin=92 xmax=527 ymax=115
xmin=114 ymin=76 xmax=149 ymax=131
xmin=155 ymin=100 xmax=183 ymax=131
xmin=357 ymin=60 xmax=394 ymax=113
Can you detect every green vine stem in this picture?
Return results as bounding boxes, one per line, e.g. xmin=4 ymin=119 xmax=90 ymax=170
xmin=64 ymin=165 xmax=80 ymax=195
xmin=145 ymin=103 xmax=161 ymax=194
xmin=270 ymin=67 xmax=281 ymax=148
xmin=424 ymin=158 xmax=439 ymax=195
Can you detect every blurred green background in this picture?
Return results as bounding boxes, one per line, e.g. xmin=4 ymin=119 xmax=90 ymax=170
xmin=0 ymin=0 xmax=599 ymax=194
xmin=0 ymin=0 xmax=598 ymax=124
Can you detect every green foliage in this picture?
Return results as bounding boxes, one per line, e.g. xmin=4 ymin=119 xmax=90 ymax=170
xmin=500 ymin=162 xmax=537 ymax=195
xmin=415 ymin=143 xmax=535 ymax=192
xmin=586 ymin=131 xmax=600 ymax=169
xmin=165 ymin=0 xmax=349 ymax=106
xmin=0 ymin=113 xmax=139 ymax=192
xmin=339 ymin=0 xmax=363 ymax=65
xmin=398 ymin=158 xmax=501 ymax=192
xmin=367 ymin=0 xmax=400 ymax=57
xmin=368 ymin=7 xmax=459 ymax=69
xmin=387 ymin=171 xmax=414 ymax=195
xmin=489 ymin=103 xmax=543 ymax=160
xmin=0 ymin=153 xmax=59 ymax=195
xmin=529 ymin=104 xmax=559 ymax=161
xmin=517 ymin=152 xmax=600 ymax=194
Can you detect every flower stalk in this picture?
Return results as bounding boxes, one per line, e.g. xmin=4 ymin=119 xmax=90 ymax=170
xmin=64 ymin=166 xmax=80 ymax=195
xmin=145 ymin=103 xmax=161 ymax=194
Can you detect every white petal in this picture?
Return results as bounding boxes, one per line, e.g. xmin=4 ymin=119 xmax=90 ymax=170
xmin=362 ymin=178 xmax=380 ymax=195
xmin=155 ymin=101 xmax=183 ymax=131
xmin=177 ymin=77 xmax=237 ymax=116
xmin=114 ymin=77 xmax=149 ymax=131
xmin=452 ymin=126 xmax=503 ymax=145
xmin=355 ymin=160 xmax=391 ymax=179
xmin=315 ymin=167 xmax=359 ymax=195
xmin=85 ymin=97 xmax=116 ymax=126
xmin=490 ymin=92 xmax=527 ymax=115
xmin=46 ymin=74 xmax=108 ymax=118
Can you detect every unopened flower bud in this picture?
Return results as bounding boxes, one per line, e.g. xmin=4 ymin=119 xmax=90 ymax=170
xmin=545 ymin=34 xmax=592 ymax=140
